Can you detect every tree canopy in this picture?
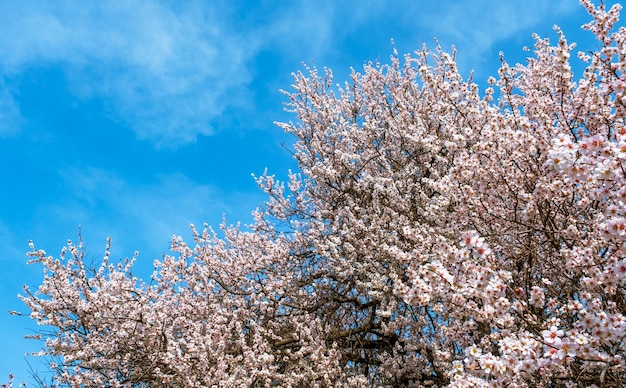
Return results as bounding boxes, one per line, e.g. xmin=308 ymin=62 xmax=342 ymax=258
xmin=17 ymin=1 xmax=626 ymax=386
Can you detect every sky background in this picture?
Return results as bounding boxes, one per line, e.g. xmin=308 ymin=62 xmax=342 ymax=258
xmin=0 ymin=0 xmax=620 ymax=384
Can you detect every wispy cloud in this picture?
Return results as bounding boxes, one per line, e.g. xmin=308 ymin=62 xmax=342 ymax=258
xmin=0 ymin=1 xmax=580 ymax=147
xmin=46 ymin=167 xmax=262 ymax=259
xmin=0 ymin=1 xmax=258 ymax=146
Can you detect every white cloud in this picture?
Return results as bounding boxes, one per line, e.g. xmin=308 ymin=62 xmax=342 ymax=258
xmin=0 ymin=1 xmax=257 ymax=146
xmin=0 ymin=0 xmax=585 ymax=146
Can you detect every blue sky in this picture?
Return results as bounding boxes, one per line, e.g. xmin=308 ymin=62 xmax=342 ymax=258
xmin=0 ymin=0 xmax=618 ymax=384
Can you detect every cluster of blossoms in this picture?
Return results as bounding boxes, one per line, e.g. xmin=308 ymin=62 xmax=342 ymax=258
xmin=459 ymin=230 xmax=492 ymax=258
xmin=17 ymin=1 xmax=626 ymax=386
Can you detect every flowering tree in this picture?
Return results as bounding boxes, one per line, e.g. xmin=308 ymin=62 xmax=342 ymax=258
xmin=19 ymin=1 xmax=626 ymax=386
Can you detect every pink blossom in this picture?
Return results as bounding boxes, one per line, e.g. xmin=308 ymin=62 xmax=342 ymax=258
xmin=542 ymin=326 xmax=564 ymax=346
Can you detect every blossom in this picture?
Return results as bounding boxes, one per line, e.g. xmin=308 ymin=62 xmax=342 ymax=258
xmin=610 ymin=259 xmax=626 ymax=281
xmin=605 ymin=217 xmax=626 ymax=238
xmin=542 ymin=326 xmax=564 ymax=346
xmin=460 ymin=230 xmax=481 ymax=249
xmin=529 ymin=286 xmax=545 ymax=308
